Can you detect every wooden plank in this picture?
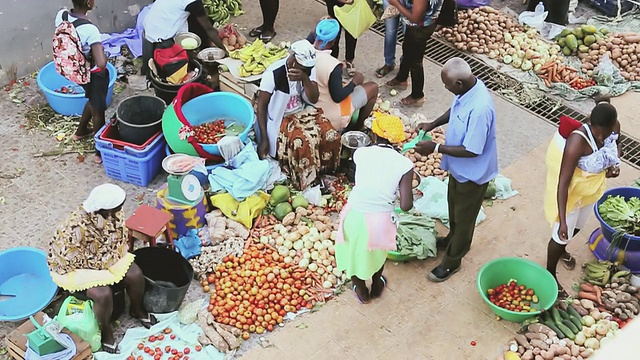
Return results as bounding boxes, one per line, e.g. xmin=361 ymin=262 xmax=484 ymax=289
xmin=5 ymin=312 xmax=92 ymax=360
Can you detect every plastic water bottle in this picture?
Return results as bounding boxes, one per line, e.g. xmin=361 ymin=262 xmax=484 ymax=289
xmin=535 ymin=2 xmax=545 ymax=15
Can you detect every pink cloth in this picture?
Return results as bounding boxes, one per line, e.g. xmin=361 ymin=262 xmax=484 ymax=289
xmin=336 ymin=203 xmax=399 ymax=251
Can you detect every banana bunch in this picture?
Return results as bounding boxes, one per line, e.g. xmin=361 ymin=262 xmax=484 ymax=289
xmin=231 ymin=40 xmax=289 ymax=77
xmin=203 ymin=0 xmax=244 ymax=27
xmin=582 ymin=260 xmax=628 ymax=286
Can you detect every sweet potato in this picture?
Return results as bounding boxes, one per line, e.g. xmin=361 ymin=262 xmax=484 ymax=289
xmin=531 ymin=339 xmax=549 ymax=350
xmin=526 ymin=332 xmax=549 ymax=341
xmin=212 ymin=322 xmax=241 ymax=350
xmin=522 ymin=350 xmax=535 ymax=360
xmin=528 ymin=324 xmax=556 ymax=338
xmin=515 ymin=334 xmax=531 ymax=349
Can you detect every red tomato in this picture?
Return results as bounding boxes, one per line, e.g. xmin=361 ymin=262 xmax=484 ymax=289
xmin=184 ymin=348 xmax=191 ymax=354
xmin=170 ymin=334 xmax=176 ymax=340
xmin=195 ymin=345 xmax=202 ymax=352
xmin=149 ymin=335 xmax=156 ymax=342
xmin=157 ymin=334 xmax=165 ymax=341
xmin=137 ymin=343 xmax=144 ymax=350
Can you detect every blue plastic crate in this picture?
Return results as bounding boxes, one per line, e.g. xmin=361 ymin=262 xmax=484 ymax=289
xmin=95 ymin=123 xmax=165 ymax=159
xmin=99 ymin=136 xmax=166 ymax=187
xmin=588 ymin=0 xmax=633 ymax=17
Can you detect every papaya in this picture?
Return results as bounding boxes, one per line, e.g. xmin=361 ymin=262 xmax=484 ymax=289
xmin=573 ymin=27 xmax=584 ymax=39
xmin=273 ymin=202 xmax=293 ymax=221
xmin=560 ymin=28 xmax=573 ymax=37
xmin=584 ymin=35 xmax=596 ymax=46
xmin=291 ymin=195 xmax=309 ymax=210
xmin=565 ymin=34 xmax=578 ymax=51
xmin=269 ymin=185 xmax=290 ymax=206
xmin=581 ymin=24 xmax=597 ymax=35
xmin=579 ymin=45 xmax=589 ymax=53
xmin=557 ymin=37 xmax=566 ymax=47
xmin=562 ymin=46 xmax=572 ymax=56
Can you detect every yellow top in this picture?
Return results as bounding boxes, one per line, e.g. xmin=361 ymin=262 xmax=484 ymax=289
xmin=543 ymin=133 xmax=606 ymax=225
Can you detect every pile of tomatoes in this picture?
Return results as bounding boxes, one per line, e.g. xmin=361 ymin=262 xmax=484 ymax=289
xmin=203 ymin=244 xmax=315 ymax=338
xmin=487 ymin=280 xmax=540 ymax=313
xmin=570 ymin=77 xmax=596 ymax=90
xmin=126 ymin=328 xmax=202 ymax=360
xmin=192 ymin=120 xmax=226 ymax=144
xmin=53 ymin=86 xmax=80 ymax=94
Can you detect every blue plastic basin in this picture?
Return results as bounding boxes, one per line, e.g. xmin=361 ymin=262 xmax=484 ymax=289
xmin=37 ymin=61 xmax=117 ymax=116
xmin=0 ymin=247 xmax=58 ymax=322
xmin=594 ymin=187 xmax=640 ymax=252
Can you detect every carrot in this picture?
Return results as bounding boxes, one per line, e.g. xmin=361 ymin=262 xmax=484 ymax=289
xmin=594 ymin=285 xmax=603 ymax=305
xmin=544 ymin=79 xmax=551 ymax=88
xmin=541 ymin=61 xmax=556 ymax=70
xmin=578 ymin=291 xmax=600 ymax=302
xmin=254 ymin=215 xmax=263 ymax=229
xmin=268 ymin=215 xmax=277 ymax=223
xmin=568 ymin=77 xmax=581 ymax=85
xmin=580 ymin=283 xmax=597 ymax=293
xmin=244 ymin=237 xmax=253 ymax=249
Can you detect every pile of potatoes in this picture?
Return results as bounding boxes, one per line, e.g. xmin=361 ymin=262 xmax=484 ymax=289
xmin=403 ymin=127 xmax=447 ymax=181
xmin=437 ymin=6 xmax=524 ymax=55
xmin=578 ymin=32 xmax=640 ymax=81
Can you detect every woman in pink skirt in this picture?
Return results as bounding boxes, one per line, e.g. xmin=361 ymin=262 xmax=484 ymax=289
xmin=335 ymin=114 xmax=414 ymax=304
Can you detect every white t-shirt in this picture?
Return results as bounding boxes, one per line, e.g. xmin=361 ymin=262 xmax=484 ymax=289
xmin=144 ymin=0 xmax=196 ymax=42
xmin=54 ymin=9 xmax=101 ymax=56
xmin=347 ymin=145 xmax=413 ymax=213
xmin=259 ymin=58 xmax=318 ymax=158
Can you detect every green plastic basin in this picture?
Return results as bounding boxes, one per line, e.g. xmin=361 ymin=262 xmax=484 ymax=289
xmin=477 ymin=257 xmax=558 ymax=323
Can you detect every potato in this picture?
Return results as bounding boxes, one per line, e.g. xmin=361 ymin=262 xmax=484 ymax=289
xmin=228 ymin=34 xmax=237 ymax=46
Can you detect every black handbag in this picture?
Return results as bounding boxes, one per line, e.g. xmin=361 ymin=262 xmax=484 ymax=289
xmin=436 ymin=0 xmax=459 ymax=27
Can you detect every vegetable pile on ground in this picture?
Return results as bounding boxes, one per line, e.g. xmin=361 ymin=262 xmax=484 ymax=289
xmin=555 ymin=25 xmax=609 ymax=58
xmin=597 ymin=195 xmax=640 ymax=236
xmin=403 ymin=127 xmax=447 ymax=180
xmin=488 ymin=280 xmax=540 ymax=313
xmin=577 ymin=267 xmax=639 ymax=325
xmin=320 ymin=175 xmax=350 ymax=212
xmin=125 ymin=327 xmax=203 ymax=360
xmin=394 ymin=211 xmax=437 ymax=259
xmin=202 ymin=0 xmax=243 ymax=28
xmin=219 ymin=24 xmax=247 ymax=51
xmin=536 ymin=60 xmax=595 ymax=89
xmin=196 ymin=309 xmax=242 ymax=353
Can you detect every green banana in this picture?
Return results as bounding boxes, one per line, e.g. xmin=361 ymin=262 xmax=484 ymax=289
xmin=612 ymin=270 xmax=630 ymax=279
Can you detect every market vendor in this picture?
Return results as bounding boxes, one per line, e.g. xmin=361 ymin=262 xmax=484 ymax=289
xmin=141 ymin=0 xmax=227 ymax=76
xmin=311 ymin=19 xmax=379 ymax=132
xmin=544 ymin=99 xmax=622 ymax=297
xmin=47 ymin=184 xmax=157 ymax=354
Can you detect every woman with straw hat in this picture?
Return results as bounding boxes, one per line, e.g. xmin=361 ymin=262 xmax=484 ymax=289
xmin=335 ymin=113 xmax=414 ymax=304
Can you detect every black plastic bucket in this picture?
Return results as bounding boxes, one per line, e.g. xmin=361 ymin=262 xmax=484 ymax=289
xmin=149 ymin=60 xmax=204 ymax=105
xmin=115 ymin=95 xmax=166 ymax=145
xmin=133 ymin=247 xmax=193 ymax=313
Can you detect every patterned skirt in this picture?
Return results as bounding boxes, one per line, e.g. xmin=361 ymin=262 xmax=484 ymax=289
xmin=276 ymin=108 xmax=341 ymax=190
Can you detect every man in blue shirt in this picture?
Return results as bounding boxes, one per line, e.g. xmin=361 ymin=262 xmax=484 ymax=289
xmin=415 ymin=57 xmax=498 ymax=282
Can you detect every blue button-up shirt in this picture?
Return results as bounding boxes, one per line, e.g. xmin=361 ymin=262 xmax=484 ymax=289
xmin=440 ymin=79 xmax=498 ymax=185
xmin=400 ymin=0 xmax=444 ymax=27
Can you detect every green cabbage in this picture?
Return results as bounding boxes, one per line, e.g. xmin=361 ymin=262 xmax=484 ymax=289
xmin=598 ymin=195 xmax=640 ymax=235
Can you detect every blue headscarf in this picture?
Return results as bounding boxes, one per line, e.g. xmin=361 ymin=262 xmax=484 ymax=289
xmin=315 ymin=19 xmax=340 ymax=50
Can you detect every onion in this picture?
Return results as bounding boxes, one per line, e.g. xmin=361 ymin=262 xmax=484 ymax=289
xmin=308 ymin=263 xmax=318 ymax=272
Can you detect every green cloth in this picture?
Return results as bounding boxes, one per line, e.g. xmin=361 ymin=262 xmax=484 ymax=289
xmin=335 ymin=210 xmax=388 ymax=280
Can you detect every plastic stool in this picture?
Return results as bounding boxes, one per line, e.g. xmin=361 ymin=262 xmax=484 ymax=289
xmin=125 ymin=204 xmax=174 ymax=251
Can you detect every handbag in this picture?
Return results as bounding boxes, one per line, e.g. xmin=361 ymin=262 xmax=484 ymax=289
xmin=436 ymin=0 xmax=459 ymax=27
xmin=334 ymin=0 xmax=377 ymax=39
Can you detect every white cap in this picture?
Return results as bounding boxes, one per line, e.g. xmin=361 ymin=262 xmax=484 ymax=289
xmin=82 ymin=183 xmax=126 ymax=212
xmin=290 ymin=40 xmax=317 ymax=68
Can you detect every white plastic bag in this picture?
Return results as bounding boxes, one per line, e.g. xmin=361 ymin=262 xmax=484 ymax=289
xmin=518 ymin=2 xmax=548 ymax=30
xmin=302 ymin=185 xmax=323 ymax=206
xmin=414 ymin=176 xmax=486 ymax=227
xmin=178 ymin=298 xmax=206 ymax=325
xmin=592 ymin=53 xmax=621 ymax=87
xmin=541 ymin=22 xmax=565 ymax=40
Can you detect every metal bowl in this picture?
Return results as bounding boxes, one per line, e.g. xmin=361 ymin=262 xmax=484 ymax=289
xmin=197 ymin=47 xmax=226 ymax=63
xmin=162 ymin=154 xmax=193 ymax=175
xmin=341 ymin=131 xmax=371 ymax=149
xmin=175 ymin=32 xmax=202 ymax=50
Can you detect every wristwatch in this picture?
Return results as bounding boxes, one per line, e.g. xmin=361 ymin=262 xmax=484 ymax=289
xmin=434 ymin=144 xmax=440 ymax=153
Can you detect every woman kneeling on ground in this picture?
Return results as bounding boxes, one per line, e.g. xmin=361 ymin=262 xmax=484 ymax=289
xmin=256 ymin=40 xmax=341 ymax=190
xmin=47 ymin=184 xmax=157 ymax=353
xmin=544 ymin=99 xmax=622 ymax=297
xmin=335 ymin=114 xmax=414 ymax=304
xmin=311 ymin=19 xmax=379 ymax=132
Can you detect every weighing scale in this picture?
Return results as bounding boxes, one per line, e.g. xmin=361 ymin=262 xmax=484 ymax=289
xmin=162 ymin=154 xmax=204 ymax=206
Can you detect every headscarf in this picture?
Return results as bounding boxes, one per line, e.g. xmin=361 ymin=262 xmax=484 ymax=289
xmin=290 ymin=40 xmax=317 ymax=68
xmin=371 ymin=112 xmax=406 ymax=144
xmin=82 ymin=184 xmax=126 ymax=213
xmin=315 ymin=19 xmax=340 ymax=50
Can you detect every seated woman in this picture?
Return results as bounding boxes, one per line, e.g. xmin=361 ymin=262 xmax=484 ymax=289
xmin=256 ymin=40 xmax=341 ymax=190
xmin=309 ymin=19 xmax=379 ymax=132
xmin=47 ymin=184 xmax=157 ymax=353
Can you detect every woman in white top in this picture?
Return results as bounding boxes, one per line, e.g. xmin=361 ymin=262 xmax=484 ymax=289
xmin=335 ymin=114 xmax=414 ymax=304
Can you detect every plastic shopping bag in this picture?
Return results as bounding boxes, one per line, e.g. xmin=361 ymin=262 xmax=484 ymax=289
xmin=56 ymin=296 xmax=101 ymax=352
xmin=334 ymin=0 xmax=377 ymax=39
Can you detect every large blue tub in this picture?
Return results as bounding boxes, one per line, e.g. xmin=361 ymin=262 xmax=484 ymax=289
xmin=594 ymin=187 xmax=640 ymax=252
xmin=37 ymin=61 xmax=117 ymax=116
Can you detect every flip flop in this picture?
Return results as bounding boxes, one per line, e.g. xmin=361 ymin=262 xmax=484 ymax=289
xmin=375 ymin=64 xmax=395 ymax=78
xmin=259 ymin=32 xmax=277 ymax=43
xmin=561 ymin=253 xmax=576 ymax=270
xmin=351 ymin=284 xmax=370 ymax=304
xmin=102 ymin=342 xmax=118 ymax=354
xmin=249 ymin=27 xmax=264 ymax=38
xmin=345 ymin=61 xmax=356 ymax=77
xmin=385 ymin=79 xmax=408 ymax=91
xmin=71 ymin=132 xmax=94 ymax=141
xmin=131 ymin=313 xmax=158 ymax=329
xmin=400 ymin=96 xmax=425 ymax=107
xmin=370 ymin=275 xmax=387 ymax=299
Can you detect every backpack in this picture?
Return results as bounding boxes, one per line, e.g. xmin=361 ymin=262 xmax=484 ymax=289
xmin=153 ymin=41 xmax=189 ymax=84
xmin=53 ymin=11 xmax=92 ymax=85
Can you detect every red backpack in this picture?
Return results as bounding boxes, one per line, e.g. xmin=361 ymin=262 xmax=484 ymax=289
xmin=52 ymin=11 xmax=92 ymax=85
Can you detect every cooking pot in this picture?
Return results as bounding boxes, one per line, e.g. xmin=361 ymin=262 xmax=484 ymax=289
xmin=340 ymin=131 xmax=371 ymax=182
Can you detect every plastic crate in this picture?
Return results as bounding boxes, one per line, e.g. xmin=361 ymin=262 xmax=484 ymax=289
xmin=588 ymin=0 xmax=633 ymax=17
xmin=97 ymin=120 xmax=161 ymax=151
xmin=95 ymin=124 xmax=165 ymax=159
xmin=98 ymin=135 xmax=166 ymax=187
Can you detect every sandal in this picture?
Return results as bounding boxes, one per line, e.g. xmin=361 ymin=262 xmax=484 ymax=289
xmin=375 ymin=64 xmax=395 ymax=78
xmin=71 ymin=131 xmax=94 ymax=141
xmin=351 ymin=284 xmax=370 ymax=304
xmin=561 ymin=253 xmax=576 ymax=270
xmin=94 ymin=154 xmax=103 ymax=164
xmin=370 ymin=275 xmax=387 ymax=299
xmin=400 ymin=96 xmax=425 ymax=107
xmin=345 ymin=61 xmax=356 ymax=77
xmin=259 ymin=31 xmax=277 ymax=43
xmin=385 ymin=78 xmax=408 ymax=90
xmin=249 ymin=26 xmax=264 ymax=38
xmin=102 ymin=342 xmax=118 ymax=354
xmin=131 ymin=313 xmax=158 ymax=329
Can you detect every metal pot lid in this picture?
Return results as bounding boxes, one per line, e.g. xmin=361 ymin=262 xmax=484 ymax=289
xmin=341 ymin=131 xmax=371 ymax=149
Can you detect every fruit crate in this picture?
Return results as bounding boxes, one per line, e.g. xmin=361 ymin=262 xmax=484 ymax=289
xmin=588 ymin=0 xmax=633 ymax=17
xmin=96 ymin=131 xmax=166 ymax=187
xmin=96 ymin=121 xmax=161 ymax=152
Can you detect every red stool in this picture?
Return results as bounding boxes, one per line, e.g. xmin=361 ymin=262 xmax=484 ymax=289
xmin=125 ymin=204 xmax=174 ymax=251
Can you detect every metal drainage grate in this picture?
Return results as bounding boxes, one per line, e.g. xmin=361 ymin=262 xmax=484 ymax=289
xmin=312 ymin=1 xmax=640 ymax=168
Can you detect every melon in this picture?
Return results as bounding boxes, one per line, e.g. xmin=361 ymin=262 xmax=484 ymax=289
xmin=291 ymin=196 xmax=309 ymax=210
xmin=269 ymin=185 xmax=290 ymax=206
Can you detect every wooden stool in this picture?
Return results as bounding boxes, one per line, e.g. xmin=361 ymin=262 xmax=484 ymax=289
xmin=125 ymin=204 xmax=174 ymax=251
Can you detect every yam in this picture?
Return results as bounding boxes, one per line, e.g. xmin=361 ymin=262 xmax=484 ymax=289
xmin=522 ymin=350 xmax=535 ymax=360
xmin=535 ymin=356 xmax=545 ymax=360
xmin=623 ymin=35 xmax=640 ymax=43
xmin=515 ymin=334 xmax=531 ymax=349
xmin=530 ymin=339 xmax=549 ymax=350
xmin=212 ymin=322 xmax=241 ymax=350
